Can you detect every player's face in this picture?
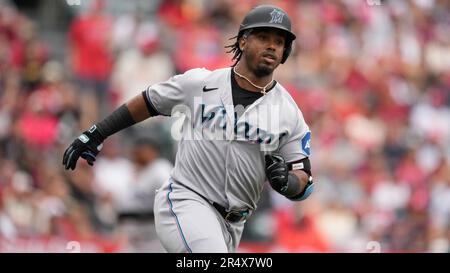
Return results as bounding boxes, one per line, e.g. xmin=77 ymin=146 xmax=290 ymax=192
xmin=241 ymin=28 xmax=286 ymax=77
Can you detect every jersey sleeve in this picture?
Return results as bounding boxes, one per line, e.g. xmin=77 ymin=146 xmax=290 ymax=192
xmin=278 ymin=107 xmax=311 ymax=163
xmin=143 ymin=68 xmax=206 ymax=116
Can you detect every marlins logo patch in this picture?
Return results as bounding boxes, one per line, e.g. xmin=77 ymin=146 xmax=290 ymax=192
xmin=269 ymin=9 xmax=285 ymax=24
xmin=301 ymin=131 xmax=311 ymax=156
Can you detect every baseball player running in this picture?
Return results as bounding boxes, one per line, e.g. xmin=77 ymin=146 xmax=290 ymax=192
xmin=63 ymin=4 xmax=314 ymax=253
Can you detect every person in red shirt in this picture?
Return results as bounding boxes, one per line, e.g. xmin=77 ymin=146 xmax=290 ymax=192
xmin=68 ymin=0 xmax=113 ymax=122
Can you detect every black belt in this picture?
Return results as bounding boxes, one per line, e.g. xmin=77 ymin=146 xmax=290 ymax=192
xmin=175 ymin=181 xmax=249 ymax=223
xmin=212 ymin=202 xmax=249 ymax=223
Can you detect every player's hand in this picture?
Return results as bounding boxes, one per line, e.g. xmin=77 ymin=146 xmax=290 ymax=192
xmin=62 ymin=125 xmax=104 ymax=170
xmin=265 ymin=154 xmax=289 ymax=194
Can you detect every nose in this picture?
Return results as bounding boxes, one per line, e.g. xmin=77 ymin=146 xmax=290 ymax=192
xmin=266 ymin=35 xmax=283 ymax=52
xmin=267 ymin=38 xmax=277 ymax=51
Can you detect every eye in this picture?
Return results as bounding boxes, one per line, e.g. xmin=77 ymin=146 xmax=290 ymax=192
xmin=275 ymin=38 xmax=284 ymax=46
xmin=257 ymin=33 xmax=268 ymax=41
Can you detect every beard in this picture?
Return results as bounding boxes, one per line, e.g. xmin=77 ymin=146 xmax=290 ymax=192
xmin=244 ymin=50 xmax=278 ymax=77
xmin=254 ymin=65 xmax=273 ymax=77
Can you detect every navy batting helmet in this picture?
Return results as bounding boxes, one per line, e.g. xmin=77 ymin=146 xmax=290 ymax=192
xmin=238 ymin=5 xmax=296 ymax=64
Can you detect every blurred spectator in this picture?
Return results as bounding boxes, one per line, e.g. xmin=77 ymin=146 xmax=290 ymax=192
xmin=66 ymin=159 xmax=116 ymax=234
xmin=116 ymin=137 xmax=173 ymax=252
xmin=92 ymin=137 xmax=134 ymax=211
xmin=111 ymin=21 xmax=174 ymax=107
xmin=174 ymin=21 xmax=230 ymax=72
xmin=67 ymin=0 xmax=114 ymax=126
xmin=428 ymin=159 xmax=450 ymax=252
xmin=274 ymin=202 xmax=331 ymax=252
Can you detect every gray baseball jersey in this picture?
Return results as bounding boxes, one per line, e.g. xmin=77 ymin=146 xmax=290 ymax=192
xmin=147 ymin=67 xmax=311 ymax=252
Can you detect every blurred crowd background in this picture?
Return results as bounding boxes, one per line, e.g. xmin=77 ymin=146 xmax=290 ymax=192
xmin=0 ymin=0 xmax=449 ymax=252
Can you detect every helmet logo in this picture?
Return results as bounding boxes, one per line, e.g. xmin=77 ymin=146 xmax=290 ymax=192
xmin=269 ymin=9 xmax=285 ymax=24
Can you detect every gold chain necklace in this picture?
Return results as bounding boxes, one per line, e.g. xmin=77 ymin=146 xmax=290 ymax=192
xmin=233 ymin=66 xmax=274 ymax=95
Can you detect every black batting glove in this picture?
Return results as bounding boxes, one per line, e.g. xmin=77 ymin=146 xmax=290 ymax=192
xmin=62 ymin=125 xmax=105 ymax=170
xmin=265 ymin=154 xmax=289 ymax=195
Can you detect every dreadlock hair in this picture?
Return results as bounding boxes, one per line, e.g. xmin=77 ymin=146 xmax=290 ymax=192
xmin=225 ymin=29 xmax=253 ymax=67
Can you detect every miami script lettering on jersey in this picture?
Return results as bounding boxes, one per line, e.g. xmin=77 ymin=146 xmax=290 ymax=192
xmin=170 ymin=98 xmax=286 ymax=149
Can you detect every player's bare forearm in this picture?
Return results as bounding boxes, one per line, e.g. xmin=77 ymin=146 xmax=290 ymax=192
xmin=290 ymin=169 xmax=310 ymax=195
xmin=126 ymin=93 xmax=151 ymax=123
